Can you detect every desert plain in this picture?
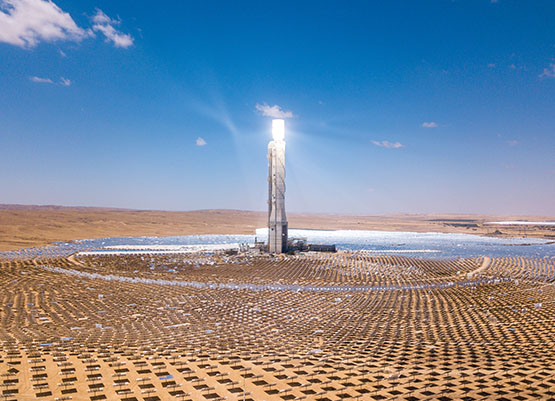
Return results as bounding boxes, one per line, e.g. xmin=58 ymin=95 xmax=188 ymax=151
xmin=1 ymin=204 xmax=553 ymax=251
xmin=0 ymin=205 xmax=554 ymax=401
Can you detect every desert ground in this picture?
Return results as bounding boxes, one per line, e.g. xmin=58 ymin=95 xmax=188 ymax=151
xmin=1 ymin=204 xmax=553 ymax=251
xmin=0 ymin=205 xmax=554 ymax=401
xmin=0 ymin=251 xmax=554 ymax=401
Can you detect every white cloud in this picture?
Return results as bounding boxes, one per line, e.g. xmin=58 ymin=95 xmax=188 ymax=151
xmin=539 ymin=62 xmax=555 ymax=78
xmin=255 ymin=103 xmax=294 ymax=118
xmin=371 ymin=140 xmax=404 ymax=149
xmin=421 ymin=122 xmax=438 ymax=128
xmin=0 ymin=0 xmax=90 ymax=48
xmin=196 ymin=137 xmax=207 ymax=146
xmin=30 ymin=75 xmax=73 ymax=86
xmin=29 ymin=75 xmax=53 ymax=83
xmin=91 ymin=9 xmax=133 ymax=48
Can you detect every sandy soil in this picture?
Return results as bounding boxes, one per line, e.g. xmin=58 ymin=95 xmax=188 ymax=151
xmin=1 ymin=253 xmax=554 ymax=400
xmin=0 ymin=204 xmax=553 ymax=251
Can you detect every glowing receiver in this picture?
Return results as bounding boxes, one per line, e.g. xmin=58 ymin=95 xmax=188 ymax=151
xmin=272 ymin=119 xmax=285 ymax=141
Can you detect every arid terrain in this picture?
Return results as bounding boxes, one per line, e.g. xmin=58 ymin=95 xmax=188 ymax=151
xmin=1 ymin=204 xmax=553 ymax=251
xmin=1 ymin=251 xmax=554 ymax=400
xmin=1 ymin=205 xmax=554 ymax=400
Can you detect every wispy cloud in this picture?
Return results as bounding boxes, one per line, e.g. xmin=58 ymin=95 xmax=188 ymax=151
xmin=91 ymin=9 xmax=133 ymax=48
xmin=29 ymin=75 xmax=53 ymax=83
xmin=0 ymin=0 xmax=90 ymax=48
xmin=30 ymin=75 xmax=73 ymax=86
xmin=421 ymin=122 xmax=438 ymax=128
xmin=507 ymin=140 xmax=518 ymax=146
xmin=371 ymin=140 xmax=404 ymax=149
xmin=255 ymin=103 xmax=294 ymax=118
xmin=196 ymin=137 xmax=207 ymax=146
xmin=539 ymin=62 xmax=555 ymax=78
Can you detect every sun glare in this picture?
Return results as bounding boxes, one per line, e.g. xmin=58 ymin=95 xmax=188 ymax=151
xmin=272 ymin=118 xmax=285 ymax=141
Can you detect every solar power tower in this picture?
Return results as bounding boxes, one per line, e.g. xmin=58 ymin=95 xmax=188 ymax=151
xmin=267 ymin=119 xmax=288 ymax=253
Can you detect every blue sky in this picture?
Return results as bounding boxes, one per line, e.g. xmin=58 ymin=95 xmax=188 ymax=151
xmin=1 ymin=0 xmax=554 ymax=215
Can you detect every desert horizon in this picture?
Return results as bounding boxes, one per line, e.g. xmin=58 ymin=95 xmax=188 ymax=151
xmin=1 ymin=203 xmax=554 ymax=251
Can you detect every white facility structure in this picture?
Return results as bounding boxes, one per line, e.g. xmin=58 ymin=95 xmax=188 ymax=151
xmin=267 ymin=119 xmax=288 ymax=253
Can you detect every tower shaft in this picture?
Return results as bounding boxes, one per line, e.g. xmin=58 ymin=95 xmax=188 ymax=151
xmin=268 ymin=139 xmax=288 ymax=253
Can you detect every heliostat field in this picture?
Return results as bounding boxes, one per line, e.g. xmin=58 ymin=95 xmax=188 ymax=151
xmin=1 ymin=251 xmax=554 ymax=401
